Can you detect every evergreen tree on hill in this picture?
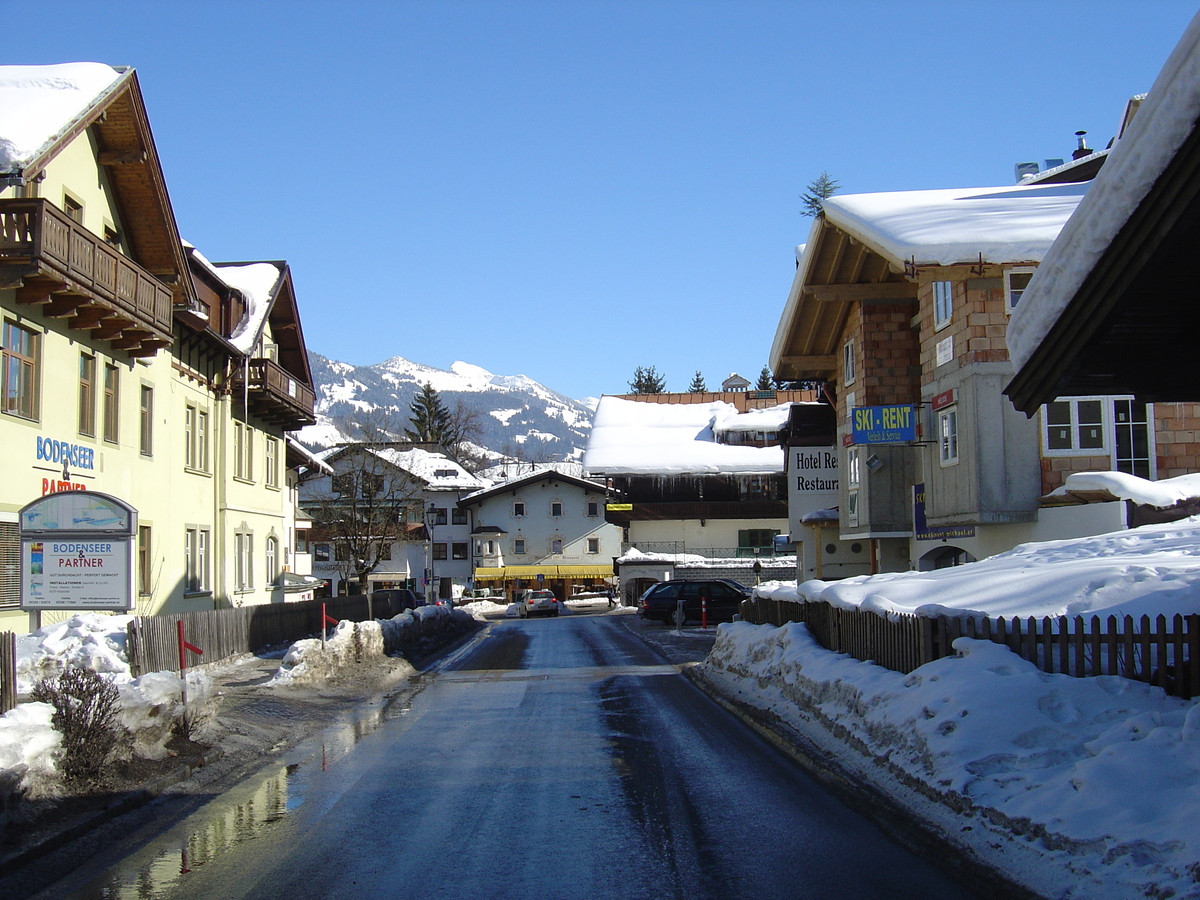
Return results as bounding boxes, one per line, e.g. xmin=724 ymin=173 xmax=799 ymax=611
xmin=405 ymin=382 xmax=452 ymax=444
xmin=628 ymin=365 xmax=667 ymax=394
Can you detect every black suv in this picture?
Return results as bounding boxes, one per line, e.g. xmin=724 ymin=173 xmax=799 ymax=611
xmin=638 ymin=580 xmax=750 ymax=626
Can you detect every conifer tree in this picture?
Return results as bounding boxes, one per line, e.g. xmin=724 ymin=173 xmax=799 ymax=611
xmin=405 ymin=382 xmax=452 ymax=444
xmin=628 ymin=365 xmax=667 ymax=394
xmin=687 ymin=371 xmax=707 ymax=393
xmin=756 ymin=366 xmax=774 ymax=390
xmin=800 ymin=171 xmax=840 ymax=217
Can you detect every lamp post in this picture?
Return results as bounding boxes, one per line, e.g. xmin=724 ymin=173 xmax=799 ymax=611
xmin=424 ymin=502 xmax=437 ymax=605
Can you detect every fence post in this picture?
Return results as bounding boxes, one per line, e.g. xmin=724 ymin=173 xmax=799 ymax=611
xmin=0 ymin=632 xmax=15 ymax=714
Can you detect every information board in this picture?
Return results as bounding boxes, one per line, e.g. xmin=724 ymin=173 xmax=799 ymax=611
xmin=851 ymin=405 xmax=917 ymax=444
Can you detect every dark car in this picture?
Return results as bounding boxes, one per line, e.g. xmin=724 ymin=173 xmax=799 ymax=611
xmin=639 ymin=579 xmax=750 ymax=626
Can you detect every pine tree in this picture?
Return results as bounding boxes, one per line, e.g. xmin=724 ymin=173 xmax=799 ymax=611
xmin=800 ymin=171 xmax=840 ymax=217
xmin=756 ymin=366 xmax=774 ymax=390
xmin=687 ymin=371 xmax=707 ymax=393
xmin=405 ymin=382 xmax=452 ymax=444
xmin=628 ymin=365 xmax=667 ymax=394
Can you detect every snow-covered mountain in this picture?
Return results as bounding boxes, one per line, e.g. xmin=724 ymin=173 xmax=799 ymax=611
xmin=297 ymin=353 xmax=596 ymax=460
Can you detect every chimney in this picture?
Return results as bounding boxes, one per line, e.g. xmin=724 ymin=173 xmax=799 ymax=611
xmin=1072 ymin=130 xmax=1091 ymax=161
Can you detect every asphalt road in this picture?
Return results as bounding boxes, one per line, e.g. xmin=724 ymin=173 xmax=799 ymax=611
xmin=37 ymin=612 xmax=973 ymax=900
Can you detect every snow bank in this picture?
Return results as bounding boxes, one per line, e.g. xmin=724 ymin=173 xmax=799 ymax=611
xmin=699 ymin=622 xmax=1200 ymax=899
xmin=16 ymin=614 xmax=135 ymax=692
xmin=0 ymin=702 xmax=60 ymax=800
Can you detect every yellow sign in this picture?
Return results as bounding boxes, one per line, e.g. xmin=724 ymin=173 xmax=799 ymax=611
xmin=606 ymin=503 xmax=633 ymax=511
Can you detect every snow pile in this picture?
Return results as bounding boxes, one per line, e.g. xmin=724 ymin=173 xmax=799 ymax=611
xmin=270 ymin=618 xmax=388 ymax=685
xmin=118 ymin=670 xmax=216 ymax=760
xmin=763 ymin=516 xmax=1200 ymax=621
xmin=1052 ymin=469 xmax=1200 ymax=509
xmin=16 ymin=614 xmax=135 ymax=692
xmin=583 ymin=396 xmax=784 ymax=476
xmin=456 ymin=599 xmax=512 ymax=618
xmin=0 ymin=703 xmax=60 ymax=799
xmin=212 ymin=261 xmax=281 ymax=354
xmin=0 ymin=62 xmax=122 ymax=170
xmin=700 ymin=623 xmax=1200 ymax=899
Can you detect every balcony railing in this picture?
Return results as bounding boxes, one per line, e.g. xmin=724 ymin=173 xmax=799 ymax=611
xmin=0 ymin=198 xmax=174 ymax=354
xmin=233 ymin=357 xmax=316 ymax=429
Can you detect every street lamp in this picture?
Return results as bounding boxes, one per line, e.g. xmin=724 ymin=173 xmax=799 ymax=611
xmin=424 ymin=502 xmax=438 ymax=605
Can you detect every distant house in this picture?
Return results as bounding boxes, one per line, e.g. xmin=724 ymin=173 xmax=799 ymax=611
xmin=457 ymin=468 xmax=620 ymax=599
xmin=721 ymin=373 xmax=752 ymax=392
xmin=300 ymin=443 xmax=487 ymax=599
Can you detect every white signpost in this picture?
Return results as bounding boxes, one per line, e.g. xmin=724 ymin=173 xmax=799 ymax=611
xmin=20 ymin=491 xmax=137 ymax=611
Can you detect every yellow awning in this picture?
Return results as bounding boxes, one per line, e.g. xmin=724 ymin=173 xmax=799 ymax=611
xmin=473 ymin=565 xmax=613 ymax=579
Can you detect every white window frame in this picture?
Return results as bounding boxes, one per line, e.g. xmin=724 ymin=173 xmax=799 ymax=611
xmin=587 ymin=537 xmax=600 ymax=555
xmin=266 ymin=536 xmax=278 ymax=584
xmin=265 ymin=437 xmax=279 ymax=489
xmin=1004 ymin=267 xmax=1036 ymax=314
xmin=1041 ymin=397 xmax=1110 ymax=457
xmin=843 ymin=339 xmax=855 ymax=386
xmin=235 ymin=531 xmax=253 ymax=591
xmin=933 ymin=281 xmax=954 ymax=331
xmin=550 ymin=538 xmax=563 ymax=555
xmin=550 ymin=500 xmax=563 ymax=518
xmin=513 ymin=501 xmax=525 ymax=518
xmin=185 ymin=526 xmax=211 ymax=594
xmin=939 ymin=407 xmax=959 ymax=466
xmin=514 ymin=538 xmax=526 ymax=555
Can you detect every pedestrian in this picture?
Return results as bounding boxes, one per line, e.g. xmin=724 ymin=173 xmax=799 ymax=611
xmin=606 ymin=586 xmax=615 ymax=609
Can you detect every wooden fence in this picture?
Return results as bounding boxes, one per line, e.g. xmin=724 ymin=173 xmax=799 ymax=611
xmin=126 ymin=596 xmax=374 ymax=677
xmin=740 ymin=597 xmax=1200 ymax=699
xmin=0 ymin=632 xmax=15 ymax=714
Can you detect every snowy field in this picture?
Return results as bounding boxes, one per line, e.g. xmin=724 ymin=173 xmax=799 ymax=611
xmin=700 ymin=514 xmax=1200 ymax=899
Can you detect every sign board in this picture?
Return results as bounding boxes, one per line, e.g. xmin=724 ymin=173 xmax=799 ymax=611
xmin=851 ymin=405 xmax=917 ymax=444
xmin=20 ymin=491 xmax=137 ymax=611
xmin=912 ymin=483 xmax=975 ymax=541
xmin=606 ymin=503 xmax=633 ymax=511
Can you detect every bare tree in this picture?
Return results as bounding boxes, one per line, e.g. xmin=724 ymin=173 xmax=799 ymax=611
xmin=444 ymin=398 xmax=488 ymax=471
xmin=300 ymin=445 xmax=422 ymax=608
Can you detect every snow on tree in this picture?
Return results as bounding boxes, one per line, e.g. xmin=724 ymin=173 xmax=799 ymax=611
xmin=800 ymin=171 xmax=840 ymax=218
xmin=628 ymin=365 xmax=667 ymax=394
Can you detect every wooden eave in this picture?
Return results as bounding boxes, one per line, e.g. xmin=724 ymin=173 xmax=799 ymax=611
xmin=22 ymin=69 xmax=195 ymax=312
xmin=1005 ymin=116 xmax=1200 ymax=414
xmin=773 ymin=218 xmax=916 ymax=382
xmin=263 ymin=265 xmax=315 ymax=388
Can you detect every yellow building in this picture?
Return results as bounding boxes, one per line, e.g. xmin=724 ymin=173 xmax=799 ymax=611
xmin=0 ymin=63 xmax=316 ymax=632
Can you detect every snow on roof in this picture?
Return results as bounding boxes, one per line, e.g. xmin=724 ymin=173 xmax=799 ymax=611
xmin=287 ymin=437 xmax=333 ymax=474
xmin=583 ymin=396 xmax=784 ymax=476
xmin=774 ymin=515 xmax=1200 ymax=622
xmin=367 ymin=446 xmax=488 ymax=491
xmin=215 ymin=261 xmax=282 ymax=354
xmin=821 ymin=180 xmax=1089 ymax=267
xmin=711 ymin=402 xmax=792 ymax=434
xmin=0 ymin=63 xmax=123 ymax=171
xmin=1007 ymin=13 xmax=1200 ymax=372
xmin=1051 ymin=470 xmax=1200 ymax=509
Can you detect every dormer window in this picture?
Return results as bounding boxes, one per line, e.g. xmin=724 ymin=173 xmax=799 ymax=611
xmin=63 ymin=193 xmax=83 ymax=224
xmin=434 ymin=469 xmax=456 ymax=478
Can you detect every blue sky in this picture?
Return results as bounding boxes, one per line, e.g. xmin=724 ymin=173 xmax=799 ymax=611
xmin=17 ymin=0 xmax=1198 ymax=400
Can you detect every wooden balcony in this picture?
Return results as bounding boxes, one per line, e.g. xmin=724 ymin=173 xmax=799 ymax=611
xmin=0 ymin=198 xmax=175 ymax=357
xmin=233 ymin=357 xmax=316 ymax=429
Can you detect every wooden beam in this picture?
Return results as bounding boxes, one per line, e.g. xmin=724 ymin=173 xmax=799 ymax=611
xmin=97 ymin=149 xmax=147 ymax=166
xmin=779 ymin=354 xmax=837 ymax=372
xmin=15 ymin=278 xmax=67 ymax=305
xmin=804 ymin=282 xmax=917 ymax=303
xmin=42 ymin=295 xmax=90 ymax=318
xmin=93 ymin=319 xmax=129 ymax=340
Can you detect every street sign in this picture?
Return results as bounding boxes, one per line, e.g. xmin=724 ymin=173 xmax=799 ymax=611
xmin=851 ymin=405 xmax=917 ymax=444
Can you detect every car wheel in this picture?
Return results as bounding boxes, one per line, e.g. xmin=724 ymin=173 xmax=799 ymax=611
xmin=669 ymin=608 xmax=687 ymax=627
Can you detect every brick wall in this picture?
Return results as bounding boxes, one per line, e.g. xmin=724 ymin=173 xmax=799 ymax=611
xmin=1153 ymin=402 xmax=1200 ymax=478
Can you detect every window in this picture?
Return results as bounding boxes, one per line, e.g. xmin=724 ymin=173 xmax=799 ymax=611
xmin=313 ymin=543 xmax=331 ymax=563
xmin=514 ymin=538 xmax=526 ymax=554
xmin=103 ymin=363 xmax=119 ymax=442
xmin=431 ymin=507 xmax=447 ymax=526
xmin=1114 ymin=399 xmax=1152 ymax=478
xmin=265 ymin=438 xmax=278 ymax=488
xmin=513 ymin=501 xmax=525 ymax=518
xmin=933 ymin=281 xmax=954 ymax=330
xmin=551 ymin=501 xmax=563 ymax=517
xmin=3 ymin=320 xmax=39 ymax=420
xmin=138 ymin=525 xmax=152 ymax=595
xmin=738 ymin=529 xmax=778 ymax=551
xmin=0 ymin=522 xmax=18 ymax=609
xmin=433 ymin=543 xmax=447 ymax=560
xmin=587 ymin=537 xmax=600 ymax=554
xmin=587 ymin=501 xmax=599 ymax=517
xmin=63 ymin=193 xmax=83 ymax=223
xmin=103 ymin=225 xmax=120 ymax=246
xmin=185 ymin=407 xmax=209 ymax=471
xmin=847 ymin=489 xmax=859 ymax=529
xmin=139 ymin=386 xmax=153 ymax=456
xmin=843 ymin=339 xmax=856 ymax=386
xmin=266 ymin=537 xmax=278 ymax=584
xmin=78 ymin=353 xmax=95 ymax=436
xmin=1044 ymin=399 xmax=1105 ymax=453
xmin=378 ymin=542 xmax=392 ymax=561
xmin=1005 ymin=267 xmax=1035 ymax=313
xmin=332 ymin=473 xmax=353 ymax=495
xmin=234 ymin=421 xmax=253 ymax=480
xmin=185 ymin=527 xmax=210 ymax=593
xmin=452 ymin=508 xmax=468 ymax=525
xmin=452 ymin=542 xmax=468 ymax=560
xmin=551 ymin=539 xmax=563 ymax=554
xmin=235 ymin=532 xmax=253 ymax=591
xmin=939 ymin=407 xmax=959 ymax=465
xmin=846 ymin=448 xmax=860 ymax=528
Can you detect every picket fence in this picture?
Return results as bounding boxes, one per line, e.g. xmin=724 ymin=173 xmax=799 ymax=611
xmin=1 ymin=632 xmax=15 ymax=714
xmin=739 ymin=597 xmax=1200 ymax=699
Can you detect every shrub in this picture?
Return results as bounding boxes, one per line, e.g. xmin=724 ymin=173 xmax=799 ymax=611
xmin=31 ymin=666 xmax=124 ymax=789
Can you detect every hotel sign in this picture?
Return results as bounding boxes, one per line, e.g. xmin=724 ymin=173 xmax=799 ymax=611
xmin=851 ymin=405 xmax=917 ymax=444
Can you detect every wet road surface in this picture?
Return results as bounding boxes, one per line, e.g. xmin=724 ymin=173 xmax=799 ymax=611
xmin=35 ymin=614 xmax=973 ymax=899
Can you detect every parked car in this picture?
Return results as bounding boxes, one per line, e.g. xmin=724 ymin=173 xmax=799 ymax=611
xmin=518 ymin=589 xmax=559 ymax=618
xmin=638 ymin=580 xmax=750 ymax=626
xmin=369 ymin=588 xmax=422 ymax=616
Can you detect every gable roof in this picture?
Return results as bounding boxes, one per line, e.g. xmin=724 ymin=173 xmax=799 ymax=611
xmin=0 ymin=63 xmax=193 ymax=306
xmin=315 ymin=444 xmax=488 ymax=492
xmin=459 ymin=468 xmax=606 ymax=506
xmin=1005 ymin=12 xmax=1200 ymax=411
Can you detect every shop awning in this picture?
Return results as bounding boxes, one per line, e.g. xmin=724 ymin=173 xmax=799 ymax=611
xmin=474 ymin=565 xmax=614 ymax=579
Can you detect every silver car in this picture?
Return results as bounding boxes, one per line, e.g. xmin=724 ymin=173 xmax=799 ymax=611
xmin=519 ymin=589 xmax=559 ymax=618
